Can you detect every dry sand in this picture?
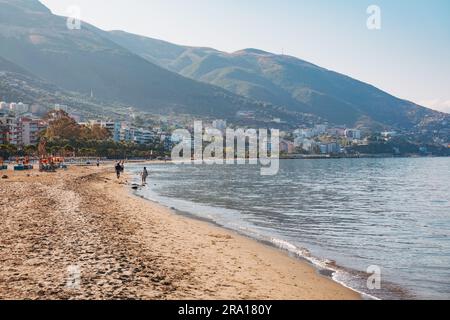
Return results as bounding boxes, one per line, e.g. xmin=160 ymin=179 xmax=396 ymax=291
xmin=0 ymin=165 xmax=360 ymax=300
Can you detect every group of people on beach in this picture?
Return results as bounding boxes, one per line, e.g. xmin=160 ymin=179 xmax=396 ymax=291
xmin=115 ymin=161 xmax=125 ymax=179
xmin=115 ymin=161 xmax=149 ymax=186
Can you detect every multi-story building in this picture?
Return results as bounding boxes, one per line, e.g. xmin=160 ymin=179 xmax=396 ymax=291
xmin=0 ymin=114 xmax=46 ymax=146
xmin=280 ymin=140 xmax=295 ymax=154
xmin=0 ymin=115 xmax=9 ymax=145
xmin=87 ymin=120 xmax=121 ymax=142
xmin=119 ymin=124 xmax=134 ymax=142
xmin=133 ymin=129 xmax=155 ymax=145
xmin=80 ymin=120 xmax=156 ymax=145
xmin=111 ymin=123 xmax=121 ymax=142
xmin=6 ymin=102 xmax=29 ymax=115
xmin=345 ymin=129 xmax=362 ymax=140
xmin=319 ymin=142 xmax=340 ymax=154
xmin=17 ymin=117 xmax=46 ymax=146
xmin=381 ymin=131 xmax=398 ymax=139
xmin=0 ymin=114 xmax=19 ymax=145
xmin=8 ymin=103 xmax=17 ymax=112
xmin=16 ymin=102 xmax=29 ymax=114
xmin=294 ymin=137 xmax=316 ymax=152
xmin=327 ymin=127 xmax=347 ymax=137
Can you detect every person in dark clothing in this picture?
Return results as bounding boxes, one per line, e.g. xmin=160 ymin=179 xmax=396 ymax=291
xmin=115 ymin=162 xmax=122 ymax=179
xmin=141 ymin=167 xmax=149 ymax=185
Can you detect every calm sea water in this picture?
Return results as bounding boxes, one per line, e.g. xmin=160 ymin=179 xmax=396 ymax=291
xmin=130 ymin=158 xmax=450 ymax=300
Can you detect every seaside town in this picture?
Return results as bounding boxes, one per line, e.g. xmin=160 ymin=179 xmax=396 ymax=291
xmin=1 ymin=0 xmax=450 ymax=304
xmin=1 ymin=100 xmax=449 ymax=161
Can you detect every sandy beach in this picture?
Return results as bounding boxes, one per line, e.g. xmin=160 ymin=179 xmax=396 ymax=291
xmin=0 ymin=165 xmax=360 ymax=300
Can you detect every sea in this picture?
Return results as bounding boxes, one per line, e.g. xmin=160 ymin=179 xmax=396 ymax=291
xmin=128 ymin=157 xmax=450 ymax=300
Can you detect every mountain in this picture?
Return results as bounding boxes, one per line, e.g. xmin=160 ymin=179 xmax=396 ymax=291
xmin=107 ymin=30 xmax=445 ymax=128
xmin=0 ymin=0 xmax=446 ymax=130
xmin=0 ymin=55 xmax=33 ymax=75
xmin=0 ymin=56 xmax=132 ymax=119
xmin=0 ymin=55 xmax=54 ymax=102
xmin=0 ymin=0 xmax=282 ymax=120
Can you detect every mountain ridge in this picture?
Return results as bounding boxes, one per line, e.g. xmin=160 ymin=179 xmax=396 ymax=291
xmin=0 ymin=0 xmax=447 ymax=131
xmin=106 ymin=30 xmax=446 ymax=128
xmin=0 ymin=0 xmax=289 ymax=121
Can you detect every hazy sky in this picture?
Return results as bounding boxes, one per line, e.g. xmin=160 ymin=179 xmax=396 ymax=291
xmin=40 ymin=0 xmax=450 ymax=113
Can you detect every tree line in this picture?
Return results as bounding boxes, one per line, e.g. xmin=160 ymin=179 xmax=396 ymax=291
xmin=0 ymin=110 xmax=168 ymax=159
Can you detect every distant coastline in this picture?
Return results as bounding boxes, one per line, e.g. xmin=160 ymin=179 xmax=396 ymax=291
xmin=280 ymin=154 xmax=450 ymax=160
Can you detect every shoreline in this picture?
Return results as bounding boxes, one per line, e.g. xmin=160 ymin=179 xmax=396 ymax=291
xmin=128 ymin=172 xmax=377 ymax=300
xmin=124 ymin=167 xmax=363 ymax=300
xmin=129 ymin=160 xmax=427 ymax=300
xmin=0 ymin=165 xmax=360 ymax=300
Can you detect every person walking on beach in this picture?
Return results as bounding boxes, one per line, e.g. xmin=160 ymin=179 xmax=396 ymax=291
xmin=115 ymin=162 xmax=122 ymax=179
xmin=141 ymin=167 xmax=149 ymax=185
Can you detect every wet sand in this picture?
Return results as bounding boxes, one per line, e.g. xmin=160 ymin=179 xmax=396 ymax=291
xmin=0 ymin=165 xmax=360 ymax=300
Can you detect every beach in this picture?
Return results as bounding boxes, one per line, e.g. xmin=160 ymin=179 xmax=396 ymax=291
xmin=0 ymin=165 xmax=360 ymax=300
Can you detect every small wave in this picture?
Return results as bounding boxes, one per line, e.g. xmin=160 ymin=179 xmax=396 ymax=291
xmin=268 ymin=237 xmax=380 ymax=300
xmin=128 ymin=166 xmax=412 ymax=300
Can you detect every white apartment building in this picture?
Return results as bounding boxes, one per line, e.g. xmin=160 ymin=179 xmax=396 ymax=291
xmin=8 ymin=103 xmax=17 ymax=112
xmin=0 ymin=102 xmax=30 ymax=115
xmin=345 ymin=129 xmax=362 ymax=140
xmin=8 ymin=102 xmax=29 ymax=114
xmin=87 ymin=120 xmax=121 ymax=142
xmin=81 ymin=120 xmax=157 ymax=145
xmin=133 ymin=128 xmax=155 ymax=145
